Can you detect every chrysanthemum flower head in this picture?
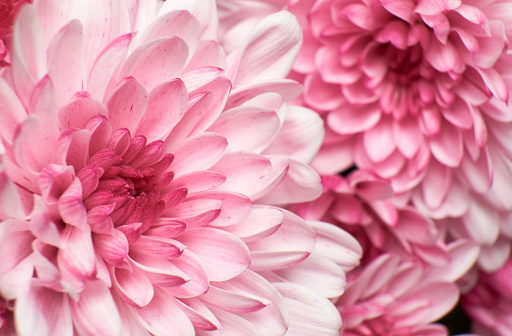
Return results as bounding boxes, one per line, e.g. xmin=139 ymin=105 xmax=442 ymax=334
xmin=0 ymin=1 xmax=359 ymax=334
xmin=217 ymin=0 xmax=512 ymax=272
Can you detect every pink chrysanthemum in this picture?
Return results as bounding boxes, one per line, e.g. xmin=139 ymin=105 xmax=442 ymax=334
xmin=217 ymin=0 xmax=512 ymax=271
xmin=0 ymin=1 xmax=357 ymax=334
xmin=462 ymin=257 xmax=512 ymax=336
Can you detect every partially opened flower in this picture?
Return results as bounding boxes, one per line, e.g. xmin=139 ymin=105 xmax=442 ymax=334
xmin=0 ymin=1 xmax=355 ymax=335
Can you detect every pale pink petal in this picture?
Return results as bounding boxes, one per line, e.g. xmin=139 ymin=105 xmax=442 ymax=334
xmin=232 ymin=11 xmax=302 ymax=85
xmin=429 ymin=120 xmax=463 ymax=167
xmin=58 ymin=178 xmax=87 ymax=229
xmin=208 ymin=106 xmax=281 ymax=153
xmin=225 ymin=206 xmax=284 ymax=242
xmin=0 ymin=78 xmax=26 ymax=143
xmin=178 ymin=228 xmax=251 ymax=281
xmin=275 ymin=282 xmax=342 ymax=336
xmin=105 ymin=77 xmax=149 ymax=135
xmin=114 ymin=263 xmax=154 ymax=308
xmin=137 ymin=289 xmax=193 ymax=336
xmin=462 ymin=197 xmax=500 ymax=245
xmin=120 ymin=37 xmax=189 ymax=92
xmin=170 ymin=132 xmax=228 ymax=176
xmin=248 ymin=210 xmax=315 ymax=271
xmin=363 ymin=118 xmax=396 ymax=163
xmin=47 ymin=20 xmax=85 ymax=106
xmin=157 ymin=1 xmax=218 ymax=40
xmin=135 ymin=79 xmax=188 ymax=142
xmin=327 ymin=104 xmax=381 ymax=135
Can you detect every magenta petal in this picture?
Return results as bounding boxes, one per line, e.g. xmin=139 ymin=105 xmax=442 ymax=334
xmin=137 ymin=288 xmax=195 ymax=336
xmin=179 ymin=228 xmax=251 ymax=281
xmin=70 ymin=281 xmax=122 ymax=336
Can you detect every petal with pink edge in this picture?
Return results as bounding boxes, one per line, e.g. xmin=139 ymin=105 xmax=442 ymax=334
xmin=200 ymin=284 xmax=271 ymax=314
xmin=114 ymin=263 xmax=154 ymax=308
xmin=225 ymin=206 xmax=284 ymax=243
xmin=363 ymin=118 xmax=396 ymax=163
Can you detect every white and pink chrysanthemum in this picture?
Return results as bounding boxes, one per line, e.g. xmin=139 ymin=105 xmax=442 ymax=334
xmin=217 ymin=0 xmax=512 ymax=271
xmin=0 ymin=1 xmax=360 ymax=335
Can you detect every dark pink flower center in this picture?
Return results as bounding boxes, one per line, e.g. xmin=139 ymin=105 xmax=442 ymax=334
xmin=78 ymin=127 xmax=178 ymax=234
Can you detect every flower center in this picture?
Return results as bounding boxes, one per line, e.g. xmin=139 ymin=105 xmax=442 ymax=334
xmin=78 ymin=127 xmax=175 ymax=233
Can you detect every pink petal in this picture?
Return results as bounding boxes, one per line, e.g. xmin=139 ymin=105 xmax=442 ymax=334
xmin=274 ymin=282 xmax=342 ymax=335
xmin=0 ymin=78 xmax=26 ymax=143
xmin=57 ymin=225 xmax=96 ymax=282
xmin=425 ymin=239 xmax=480 ymax=282
xmin=381 ymin=0 xmax=416 ymax=22
xmin=460 ymin=149 xmax=492 ymax=193
xmin=256 ymin=159 xmax=323 ymax=204
xmin=170 ymin=132 xmax=228 ymax=177
xmin=166 ymin=249 xmax=209 ymax=298
xmin=429 ymin=120 xmax=463 ymax=167
xmin=87 ymin=33 xmax=133 ymax=101
xmin=138 ymin=10 xmax=200 ymax=51
xmin=226 ymin=80 xmax=302 ymax=109
xmin=12 ymin=5 xmax=47 ymax=106
xmin=135 ymin=79 xmax=188 ymax=142
xmin=477 ymin=67 xmax=509 ymax=102
xmin=303 ymin=73 xmax=344 ymax=111
xmin=316 ymin=45 xmax=361 ymax=85
xmin=129 ymin=255 xmax=189 ymax=288
xmin=58 ymin=178 xmax=87 ymax=229
xmin=363 ymin=118 xmax=397 ymax=162
xmin=442 ymin=97 xmax=473 ymax=130
xmin=39 ymin=164 xmax=75 ymax=205
xmin=462 ymin=198 xmax=500 ymax=245
xmin=158 ymin=0 xmax=218 ymax=40
xmin=211 ymin=152 xmax=272 ymax=197
xmin=178 ymin=228 xmax=251 ymax=281
xmin=247 ymin=210 xmax=315 ymax=271
xmin=198 ymin=191 xmax=253 ymax=227
xmin=208 ymin=107 xmax=280 ymax=153
xmin=137 ymin=289 xmax=193 ymax=336
xmin=233 ymin=11 xmax=302 ymax=85
xmin=120 ymin=37 xmax=189 ymax=92
xmin=392 ymin=282 xmax=458 ymax=327
xmin=225 ymin=206 xmax=284 ymax=242
xmin=58 ymin=93 xmax=108 ymax=130
xmin=472 ymin=21 xmax=506 ymax=69
xmin=421 ymin=160 xmax=452 ymax=210
xmin=114 ymin=263 xmax=154 ymax=308
xmin=393 ymin=116 xmax=423 ymax=158
xmin=184 ymin=40 xmax=227 ymax=72
xmin=328 ymin=104 xmax=381 ymax=135
xmin=105 ymin=77 xmax=149 ymax=136
xmin=416 ymin=0 xmax=461 ymax=15
xmin=70 ymin=280 xmax=123 ymax=336
xmin=93 ymin=230 xmax=129 ymax=267
xmin=15 ymin=284 xmax=73 ymax=336
xmin=176 ymin=298 xmax=221 ymax=331
xmin=308 ymin=221 xmax=362 ymax=272
xmin=169 ymin=171 xmax=226 ymax=194
xmin=47 ymin=20 xmax=85 ymax=106
xmin=263 ymin=105 xmax=324 ymax=163
xmin=201 ymin=284 xmax=271 ymax=313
